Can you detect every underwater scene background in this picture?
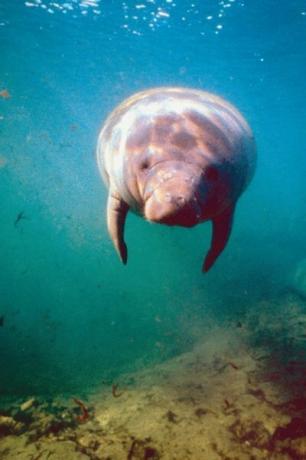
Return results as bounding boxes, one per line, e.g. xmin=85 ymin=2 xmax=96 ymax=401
xmin=1 ymin=0 xmax=306 ymax=458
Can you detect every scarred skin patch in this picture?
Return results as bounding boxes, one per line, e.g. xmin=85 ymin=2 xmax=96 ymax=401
xmin=96 ymin=87 xmax=256 ymax=272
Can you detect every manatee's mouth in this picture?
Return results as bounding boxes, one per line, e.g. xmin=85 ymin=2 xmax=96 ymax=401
xmin=143 ymin=159 xmax=201 ymax=202
xmin=143 ymin=161 xmax=204 ymax=227
xmin=144 ymin=190 xmax=203 ymax=227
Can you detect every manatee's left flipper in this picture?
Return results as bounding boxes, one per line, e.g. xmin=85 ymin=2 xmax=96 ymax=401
xmin=107 ymin=190 xmax=130 ymax=264
xmin=203 ymin=206 xmax=235 ymax=273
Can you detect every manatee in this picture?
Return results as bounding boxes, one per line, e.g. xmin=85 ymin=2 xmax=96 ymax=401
xmin=96 ymin=87 xmax=256 ymax=272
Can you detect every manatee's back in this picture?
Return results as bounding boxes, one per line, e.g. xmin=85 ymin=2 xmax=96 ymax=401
xmin=97 ymin=87 xmax=256 ymax=195
xmin=96 ymin=90 xmax=151 ymax=188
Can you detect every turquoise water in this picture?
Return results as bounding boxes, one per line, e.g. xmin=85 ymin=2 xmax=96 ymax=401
xmin=0 ymin=0 xmax=306 ymax=397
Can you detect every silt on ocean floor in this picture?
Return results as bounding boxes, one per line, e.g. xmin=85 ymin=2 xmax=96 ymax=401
xmin=1 ymin=291 xmax=306 ymax=459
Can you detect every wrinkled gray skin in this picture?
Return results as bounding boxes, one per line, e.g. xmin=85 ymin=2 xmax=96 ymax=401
xmin=97 ymin=87 xmax=256 ymax=272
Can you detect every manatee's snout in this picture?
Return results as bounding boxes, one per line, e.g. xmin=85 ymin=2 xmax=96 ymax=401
xmin=144 ymin=165 xmax=204 ymax=227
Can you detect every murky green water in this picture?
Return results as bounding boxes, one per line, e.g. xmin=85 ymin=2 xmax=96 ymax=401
xmin=0 ymin=0 xmax=306 ymax=399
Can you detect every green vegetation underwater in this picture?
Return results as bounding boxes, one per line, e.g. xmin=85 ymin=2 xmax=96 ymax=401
xmin=1 ymin=0 xmax=306 ymax=458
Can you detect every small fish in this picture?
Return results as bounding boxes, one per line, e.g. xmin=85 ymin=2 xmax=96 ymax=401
xmin=14 ymin=211 xmax=27 ymax=227
xmin=0 ymin=89 xmax=11 ymax=99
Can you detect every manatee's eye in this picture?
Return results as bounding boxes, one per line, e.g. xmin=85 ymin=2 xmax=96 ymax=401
xmin=140 ymin=160 xmax=150 ymax=171
xmin=206 ymin=166 xmax=219 ymax=182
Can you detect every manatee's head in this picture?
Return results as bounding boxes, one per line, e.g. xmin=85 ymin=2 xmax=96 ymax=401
xmin=142 ymin=160 xmax=207 ymax=227
xmin=121 ymin=108 xmax=222 ymax=226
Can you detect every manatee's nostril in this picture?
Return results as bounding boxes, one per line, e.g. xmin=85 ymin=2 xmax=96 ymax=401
xmin=177 ymin=196 xmax=185 ymax=205
xmin=162 ymin=172 xmax=173 ymax=181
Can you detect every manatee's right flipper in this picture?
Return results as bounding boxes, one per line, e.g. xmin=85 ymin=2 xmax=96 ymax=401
xmin=107 ymin=190 xmax=129 ymax=264
xmin=203 ymin=206 xmax=235 ymax=273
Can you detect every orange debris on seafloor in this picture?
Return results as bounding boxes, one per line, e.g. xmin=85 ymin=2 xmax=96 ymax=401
xmin=0 ymin=89 xmax=11 ymax=99
xmin=72 ymin=398 xmax=89 ymax=423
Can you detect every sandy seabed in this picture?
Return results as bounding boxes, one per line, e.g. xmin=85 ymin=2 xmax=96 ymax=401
xmin=1 ymin=292 xmax=306 ymax=459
